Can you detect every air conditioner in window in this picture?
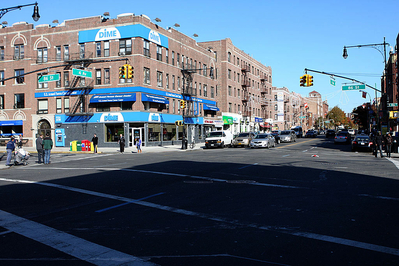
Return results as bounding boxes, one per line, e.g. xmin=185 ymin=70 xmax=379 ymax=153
xmin=118 ymin=52 xmax=126 ymax=56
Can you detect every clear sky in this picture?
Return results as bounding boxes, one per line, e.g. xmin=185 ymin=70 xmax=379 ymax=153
xmin=2 ymin=0 xmax=398 ymax=113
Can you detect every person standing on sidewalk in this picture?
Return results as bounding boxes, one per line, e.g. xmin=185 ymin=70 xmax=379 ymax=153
xmin=136 ymin=137 xmax=142 ymax=153
xmin=118 ymin=133 xmax=125 ymax=153
xmin=6 ymin=137 xmax=15 ymax=166
xmin=36 ymin=134 xmax=44 ymax=164
xmin=385 ymin=132 xmax=393 ymax=158
xmin=374 ymin=132 xmax=384 ymax=158
xmin=42 ymin=133 xmax=53 ymax=164
xmin=92 ymin=133 xmax=99 ymax=153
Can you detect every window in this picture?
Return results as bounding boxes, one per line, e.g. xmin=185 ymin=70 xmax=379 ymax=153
xmin=157 ymin=46 xmax=162 ymax=61
xmin=199 ymin=83 xmax=202 ymax=96
xmin=176 ymin=53 xmax=180 ymax=68
xmin=228 ymin=86 xmax=232 ymax=96
xmin=274 ymin=104 xmax=278 ymax=111
xmin=56 ymin=98 xmax=62 ymax=113
xmin=121 ymin=101 xmax=132 ymax=111
xmin=37 ymin=74 xmax=48 ymax=89
xmin=229 ymin=103 xmax=232 ymax=112
xmin=14 ymin=44 xmax=24 ymax=60
xmin=80 ymin=44 xmax=85 ymax=59
xmin=104 ymin=68 xmax=110 ymax=84
xmin=64 ymin=98 xmax=70 ymax=113
xmin=15 ymin=69 xmax=24 ymax=84
xmin=203 ymin=84 xmax=207 ymax=97
xmin=96 ymin=42 xmax=101 ymax=57
xmin=172 ymin=99 xmax=175 ymax=114
xmin=119 ymin=39 xmax=132 ymax=55
xmin=143 ymin=67 xmax=150 ymax=85
xmin=96 ymin=69 xmax=101 ymax=85
xmin=172 ymin=51 xmax=175 ymax=65
xmin=203 ymin=64 xmax=207 ymax=76
xmin=143 ymin=40 xmax=150 ymax=57
xmin=0 ymin=46 xmax=4 ymax=61
xmin=38 ymin=99 xmax=48 ymax=114
xmin=157 ymin=71 xmax=163 ymax=87
xmin=104 ymin=41 xmax=110 ymax=57
xmin=96 ymin=103 xmax=110 ymax=112
xmin=211 ymin=86 xmax=215 ymax=98
xmin=0 ymin=95 xmax=3 ymax=109
xmin=0 ymin=71 xmax=4 ymax=85
xmin=228 ymin=69 xmax=231 ymax=79
xmin=15 ymin=94 xmax=25 ymax=108
xmin=55 ymin=46 xmax=61 ymax=61
xmin=63 ymin=45 xmax=69 ymax=60
xmin=37 ymin=47 xmax=48 ymax=63
xmin=172 ymin=75 xmax=175 ymax=90
xmin=228 ymin=52 xmax=231 ymax=62
xmin=177 ymin=77 xmax=180 ymax=90
xmin=165 ymin=49 xmax=169 ymax=63
xmin=56 ymin=72 xmax=61 ymax=88
xmin=64 ymin=71 xmax=70 ymax=87
xmin=166 ymin=74 xmax=169 ymax=89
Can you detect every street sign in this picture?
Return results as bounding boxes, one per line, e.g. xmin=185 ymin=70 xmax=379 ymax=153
xmin=330 ymin=79 xmax=336 ymax=86
xmin=342 ymin=84 xmax=365 ymax=91
xmin=38 ymin=74 xmax=60 ymax=83
xmin=299 ymin=116 xmax=306 ymax=119
xmin=72 ymin=68 xmax=92 ymax=78
xmin=388 ymin=103 xmax=398 ymax=107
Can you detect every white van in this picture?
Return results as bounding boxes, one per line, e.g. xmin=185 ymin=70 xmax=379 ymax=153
xmin=205 ymin=130 xmax=234 ymax=148
xmin=291 ymin=126 xmax=303 ymax=138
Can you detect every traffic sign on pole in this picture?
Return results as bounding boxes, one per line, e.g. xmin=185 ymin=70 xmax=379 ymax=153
xmin=388 ymin=103 xmax=398 ymax=107
xmin=72 ymin=68 xmax=92 ymax=78
xmin=342 ymin=84 xmax=365 ymax=91
xmin=38 ymin=74 xmax=60 ymax=83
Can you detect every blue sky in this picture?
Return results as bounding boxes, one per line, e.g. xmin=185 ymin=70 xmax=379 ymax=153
xmin=2 ymin=0 xmax=398 ymax=113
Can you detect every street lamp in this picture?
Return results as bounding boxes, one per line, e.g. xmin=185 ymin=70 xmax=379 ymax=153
xmin=0 ymin=2 xmax=40 ymax=21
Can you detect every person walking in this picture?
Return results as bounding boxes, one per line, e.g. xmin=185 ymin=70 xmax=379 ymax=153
xmin=118 ymin=133 xmax=125 ymax=153
xmin=385 ymin=132 xmax=393 ymax=158
xmin=374 ymin=132 xmax=384 ymax=158
xmin=92 ymin=133 xmax=99 ymax=153
xmin=6 ymin=137 xmax=15 ymax=166
xmin=136 ymin=137 xmax=142 ymax=153
xmin=42 ymin=133 xmax=53 ymax=164
xmin=36 ymin=134 xmax=44 ymax=163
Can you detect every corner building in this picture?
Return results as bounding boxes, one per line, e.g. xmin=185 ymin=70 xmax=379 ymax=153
xmin=0 ymin=13 xmax=220 ymax=148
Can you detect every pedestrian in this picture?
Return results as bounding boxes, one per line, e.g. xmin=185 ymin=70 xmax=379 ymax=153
xmin=92 ymin=133 xmax=99 ymax=153
xmin=17 ymin=134 xmax=23 ymax=148
xmin=374 ymin=131 xmax=384 ymax=158
xmin=118 ymin=133 xmax=125 ymax=153
xmin=385 ymin=132 xmax=393 ymax=158
xmin=136 ymin=137 xmax=142 ymax=153
xmin=42 ymin=133 xmax=53 ymax=164
xmin=6 ymin=137 xmax=15 ymax=166
xmin=36 ymin=134 xmax=44 ymax=164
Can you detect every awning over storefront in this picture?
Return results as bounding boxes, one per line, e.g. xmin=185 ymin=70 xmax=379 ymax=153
xmin=141 ymin=94 xmax=169 ymax=104
xmin=0 ymin=120 xmax=23 ymax=126
xmin=203 ymin=104 xmax=220 ymax=111
xmin=90 ymin=93 xmax=136 ymax=103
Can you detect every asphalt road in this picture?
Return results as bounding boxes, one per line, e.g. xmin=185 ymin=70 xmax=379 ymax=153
xmin=0 ymin=136 xmax=399 ymax=266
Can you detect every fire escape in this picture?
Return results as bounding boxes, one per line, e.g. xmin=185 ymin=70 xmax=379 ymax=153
xmin=260 ymin=74 xmax=268 ymax=119
xmin=64 ymin=52 xmax=94 ymax=117
xmin=241 ymin=64 xmax=251 ymax=117
xmin=181 ymin=66 xmax=198 ymax=118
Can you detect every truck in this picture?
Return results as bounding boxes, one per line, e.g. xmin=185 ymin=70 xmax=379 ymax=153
xmin=205 ymin=130 xmax=234 ymax=148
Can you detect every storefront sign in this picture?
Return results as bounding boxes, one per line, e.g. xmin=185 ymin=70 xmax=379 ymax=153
xmin=100 ymin=112 xmax=124 ymax=123
xmin=149 ymin=113 xmax=161 ymax=122
xmin=95 ymin=27 xmax=121 ymax=41
xmin=90 ymin=93 xmax=136 ymax=103
xmin=255 ymin=117 xmax=263 ymax=123
xmin=223 ymin=116 xmax=233 ymax=125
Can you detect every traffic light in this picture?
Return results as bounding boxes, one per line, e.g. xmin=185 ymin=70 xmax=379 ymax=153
xmin=119 ymin=65 xmax=126 ymax=79
xmin=307 ymin=75 xmax=314 ymax=86
xmin=127 ymin=64 xmax=134 ymax=79
xmin=175 ymin=120 xmax=183 ymax=126
xmin=300 ymin=75 xmax=307 ymax=87
xmin=180 ymin=100 xmax=186 ymax=109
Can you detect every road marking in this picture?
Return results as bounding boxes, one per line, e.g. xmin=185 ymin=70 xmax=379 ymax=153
xmin=282 ymin=155 xmax=290 ymax=157
xmin=238 ymin=163 xmax=258 ymax=169
xmin=386 ymin=157 xmax=399 ymax=170
xmin=1 ymin=177 xmax=399 ymax=257
xmin=96 ymin=192 xmax=165 ymax=213
xmin=0 ymin=210 xmax=156 ymax=265
xmin=359 ymin=194 xmax=399 ymax=201
xmin=275 ymin=139 xmax=317 ymax=149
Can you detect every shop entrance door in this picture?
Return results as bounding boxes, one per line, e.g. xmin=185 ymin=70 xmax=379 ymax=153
xmin=130 ymin=128 xmax=143 ymax=147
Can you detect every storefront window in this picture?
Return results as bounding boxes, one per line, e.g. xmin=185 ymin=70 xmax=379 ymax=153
xmin=163 ymin=124 xmax=177 ymax=141
xmin=148 ymin=124 xmax=161 ymax=142
xmin=105 ymin=124 xmax=124 ymax=142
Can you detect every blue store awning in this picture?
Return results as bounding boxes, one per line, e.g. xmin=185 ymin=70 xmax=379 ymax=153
xmin=141 ymin=94 xmax=169 ymax=104
xmin=0 ymin=120 xmax=23 ymax=126
xmin=90 ymin=93 xmax=136 ymax=103
xmin=203 ymin=104 xmax=219 ymax=111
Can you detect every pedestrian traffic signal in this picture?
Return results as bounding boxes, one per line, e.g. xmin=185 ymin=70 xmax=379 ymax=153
xmin=300 ymin=75 xmax=307 ymax=87
xmin=127 ymin=64 xmax=134 ymax=79
xmin=175 ymin=120 xmax=183 ymax=126
xmin=119 ymin=65 xmax=126 ymax=79
xmin=180 ymin=100 xmax=186 ymax=109
xmin=307 ymin=75 xmax=314 ymax=86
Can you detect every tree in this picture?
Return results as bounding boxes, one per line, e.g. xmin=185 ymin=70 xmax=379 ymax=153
xmin=326 ymin=106 xmax=346 ymax=128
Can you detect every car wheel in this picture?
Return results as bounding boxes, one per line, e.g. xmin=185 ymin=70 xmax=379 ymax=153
xmin=221 ymin=142 xmax=225 ymax=148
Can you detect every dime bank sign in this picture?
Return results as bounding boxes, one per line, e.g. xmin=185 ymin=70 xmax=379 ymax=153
xmin=79 ymin=24 xmax=168 ymax=48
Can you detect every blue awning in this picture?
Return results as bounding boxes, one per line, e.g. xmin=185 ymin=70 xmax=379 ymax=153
xmin=203 ymin=104 xmax=219 ymax=111
xmin=0 ymin=120 xmax=23 ymax=126
xmin=90 ymin=93 xmax=136 ymax=103
xmin=141 ymin=94 xmax=169 ymax=104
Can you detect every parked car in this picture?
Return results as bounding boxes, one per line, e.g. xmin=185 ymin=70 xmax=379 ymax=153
xmin=351 ymin=134 xmax=373 ymax=152
xmin=279 ymin=130 xmax=296 ymax=143
xmin=271 ymin=132 xmax=281 ymax=144
xmin=232 ymin=132 xmax=255 ymax=147
xmin=250 ymin=133 xmax=276 ymax=148
xmin=205 ymin=130 xmax=234 ymax=148
xmin=305 ymin=130 xmax=317 ymax=138
xmin=326 ymin=129 xmax=336 ymax=138
xmin=334 ymin=132 xmax=351 ymax=144
xmin=348 ymin=129 xmax=357 ymax=135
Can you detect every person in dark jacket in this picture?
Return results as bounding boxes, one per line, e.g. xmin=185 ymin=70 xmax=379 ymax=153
xmin=42 ymin=133 xmax=53 ymax=164
xmin=36 ymin=134 xmax=44 ymax=163
xmin=118 ymin=133 xmax=125 ymax=153
xmin=385 ymin=132 xmax=393 ymax=158
xmin=91 ymin=133 xmax=99 ymax=153
xmin=6 ymin=137 xmax=15 ymax=166
xmin=374 ymin=132 xmax=384 ymax=158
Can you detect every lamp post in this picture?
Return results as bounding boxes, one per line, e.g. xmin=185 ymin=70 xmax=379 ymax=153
xmin=0 ymin=2 xmax=40 ymax=21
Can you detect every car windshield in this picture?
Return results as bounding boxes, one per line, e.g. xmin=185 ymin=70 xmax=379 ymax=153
xmin=237 ymin=133 xmax=250 ymax=137
xmin=280 ymin=131 xmax=291 ymax=135
xmin=255 ymin=134 xmax=269 ymax=139
xmin=208 ymin=132 xmax=223 ymax=137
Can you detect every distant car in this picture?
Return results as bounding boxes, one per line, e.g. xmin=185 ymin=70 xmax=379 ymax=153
xmin=326 ymin=129 xmax=336 ymax=138
xmin=305 ymin=130 xmax=317 ymax=138
xmin=233 ymin=132 xmax=255 ymax=147
xmin=351 ymin=135 xmax=373 ymax=152
xmin=334 ymin=132 xmax=351 ymax=144
xmin=279 ymin=130 xmax=296 ymax=143
xmin=348 ymin=129 xmax=356 ymax=135
xmin=271 ymin=132 xmax=281 ymax=144
xmin=250 ymin=133 xmax=276 ymax=148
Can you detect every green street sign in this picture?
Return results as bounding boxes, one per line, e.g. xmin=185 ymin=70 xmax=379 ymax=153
xmin=38 ymin=74 xmax=60 ymax=83
xmin=330 ymin=78 xmax=336 ymax=86
xmin=342 ymin=84 xmax=365 ymax=91
xmin=299 ymin=116 xmax=306 ymax=119
xmin=388 ymin=103 xmax=398 ymax=107
xmin=72 ymin=68 xmax=92 ymax=78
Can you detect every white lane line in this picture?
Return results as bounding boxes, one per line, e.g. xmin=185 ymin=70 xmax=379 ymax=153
xmin=0 ymin=210 xmax=156 ymax=266
xmin=359 ymin=194 xmax=399 ymax=201
xmin=238 ymin=163 xmax=258 ymax=169
xmin=386 ymin=157 xmax=399 ymax=170
xmin=1 ymin=176 xmax=399 ymax=256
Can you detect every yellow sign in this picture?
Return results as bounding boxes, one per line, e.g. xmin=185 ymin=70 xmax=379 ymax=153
xmin=389 ymin=111 xmax=398 ymax=119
